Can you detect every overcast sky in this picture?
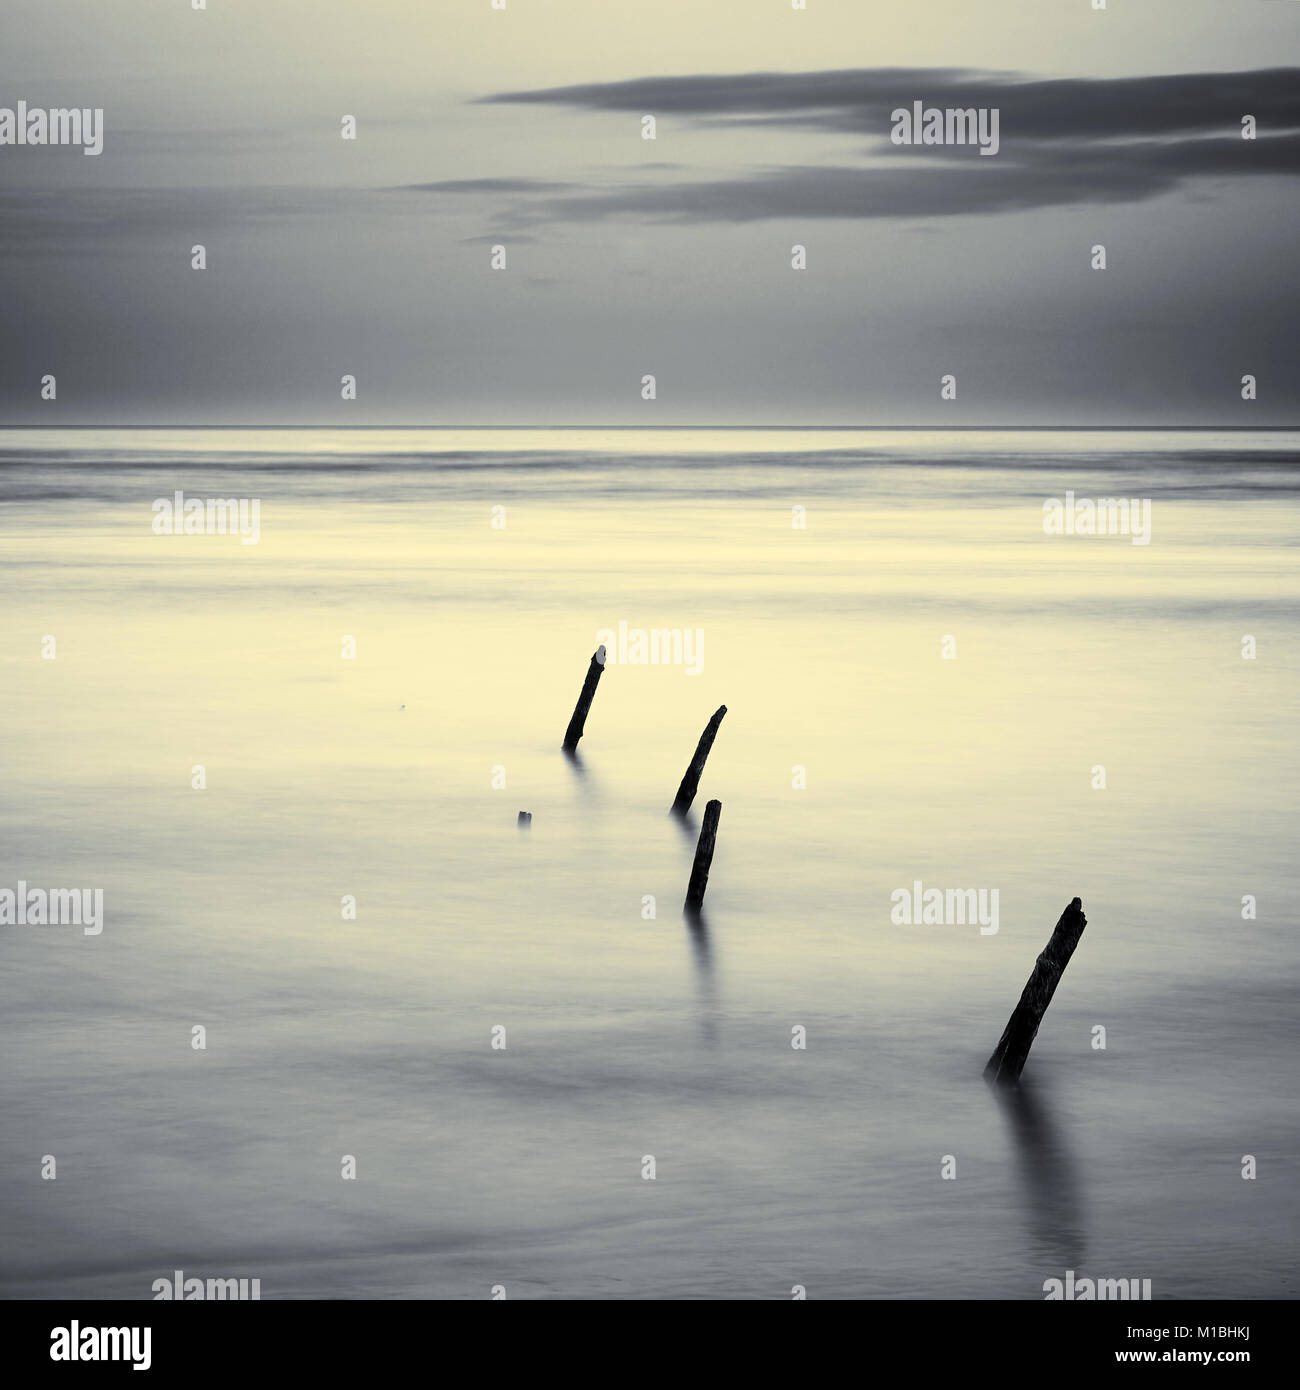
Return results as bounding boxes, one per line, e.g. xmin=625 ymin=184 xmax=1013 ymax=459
xmin=1 ymin=0 xmax=1297 ymax=424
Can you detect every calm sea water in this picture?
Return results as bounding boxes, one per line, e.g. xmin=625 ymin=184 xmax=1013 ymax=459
xmin=1 ymin=429 xmax=1297 ymax=1299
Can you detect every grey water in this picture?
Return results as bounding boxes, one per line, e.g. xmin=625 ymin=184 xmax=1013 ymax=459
xmin=0 ymin=428 xmax=1296 ymax=1299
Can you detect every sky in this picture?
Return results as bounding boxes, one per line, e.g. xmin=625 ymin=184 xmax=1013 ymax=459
xmin=0 ymin=0 xmax=1297 ymax=425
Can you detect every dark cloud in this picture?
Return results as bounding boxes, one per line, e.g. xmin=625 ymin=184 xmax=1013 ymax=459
xmin=458 ymin=232 xmax=541 ymax=244
xmin=460 ymin=67 xmax=1300 ymax=219
xmin=497 ymin=139 xmax=1300 ymax=225
xmin=480 ymin=66 xmax=1300 ymax=141
xmin=445 ymin=68 xmax=1300 ymax=223
xmin=402 ymin=134 xmax=1300 ymax=225
xmin=399 ymin=178 xmax=580 ymax=194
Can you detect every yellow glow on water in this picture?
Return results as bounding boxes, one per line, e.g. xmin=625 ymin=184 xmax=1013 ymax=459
xmin=0 ymin=433 xmax=1297 ymax=1298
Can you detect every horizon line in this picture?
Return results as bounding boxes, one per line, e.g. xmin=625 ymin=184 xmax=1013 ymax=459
xmin=1 ymin=424 xmax=1297 ymax=433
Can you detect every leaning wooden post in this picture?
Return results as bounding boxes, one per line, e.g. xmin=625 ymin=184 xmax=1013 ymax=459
xmin=685 ymin=799 xmax=722 ymax=909
xmin=984 ymin=898 xmax=1087 ymax=1087
xmin=562 ymin=645 xmax=606 ymax=751
xmin=671 ymin=705 xmax=727 ymax=814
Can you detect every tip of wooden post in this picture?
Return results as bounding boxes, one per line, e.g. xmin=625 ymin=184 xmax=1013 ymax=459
xmin=517 ymin=811 xmax=532 ymax=827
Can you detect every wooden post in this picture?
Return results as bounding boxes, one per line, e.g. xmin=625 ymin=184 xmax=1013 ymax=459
xmin=984 ymin=898 xmax=1087 ymax=1087
xmin=562 ymin=645 xmax=606 ymax=751
xmin=671 ymin=705 xmax=727 ymax=815
xmin=685 ymin=799 xmax=722 ymax=909
xmin=517 ymin=812 xmax=532 ymax=828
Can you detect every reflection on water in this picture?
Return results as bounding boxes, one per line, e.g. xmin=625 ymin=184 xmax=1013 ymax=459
xmin=683 ymin=903 xmax=716 ymax=1032
xmin=994 ymin=1079 xmax=1085 ymax=1268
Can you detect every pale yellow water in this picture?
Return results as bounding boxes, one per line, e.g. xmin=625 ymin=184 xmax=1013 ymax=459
xmin=1 ymin=429 xmax=1296 ymax=1298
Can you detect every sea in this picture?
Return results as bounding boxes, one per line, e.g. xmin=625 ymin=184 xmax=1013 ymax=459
xmin=0 ymin=427 xmax=1296 ymax=1299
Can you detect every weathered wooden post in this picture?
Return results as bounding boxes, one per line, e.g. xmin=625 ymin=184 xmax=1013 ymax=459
xmin=984 ymin=898 xmax=1087 ymax=1087
xmin=685 ymin=799 xmax=722 ymax=909
xmin=562 ymin=645 xmax=606 ymax=752
xmin=671 ymin=705 xmax=727 ymax=815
